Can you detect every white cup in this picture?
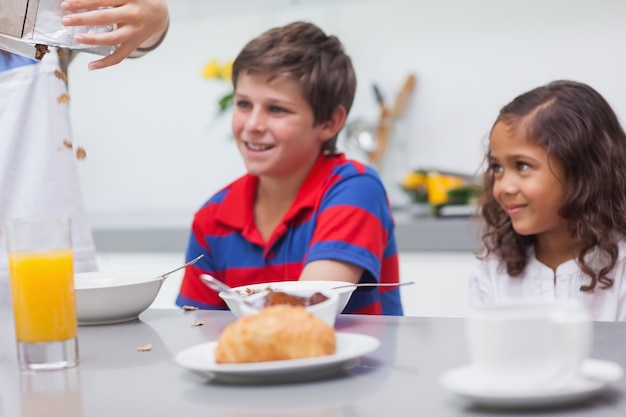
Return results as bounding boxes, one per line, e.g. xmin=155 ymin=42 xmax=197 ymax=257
xmin=465 ymin=300 xmax=592 ymax=392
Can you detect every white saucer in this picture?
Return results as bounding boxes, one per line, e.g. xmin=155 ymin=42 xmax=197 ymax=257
xmin=174 ymin=332 xmax=380 ymax=384
xmin=439 ymin=359 xmax=623 ymax=408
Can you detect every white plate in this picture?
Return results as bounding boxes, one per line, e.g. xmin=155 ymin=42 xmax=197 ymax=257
xmin=439 ymin=359 xmax=623 ymax=408
xmin=174 ymin=332 xmax=380 ymax=383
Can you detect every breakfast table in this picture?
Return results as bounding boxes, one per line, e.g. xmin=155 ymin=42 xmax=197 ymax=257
xmin=1 ymin=308 xmax=625 ymax=417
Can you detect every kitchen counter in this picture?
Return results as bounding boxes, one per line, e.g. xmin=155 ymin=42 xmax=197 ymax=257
xmin=92 ymin=211 xmax=482 ymax=253
xmin=392 ymin=211 xmax=481 ymax=252
xmin=1 ymin=309 xmax=624 ymax=416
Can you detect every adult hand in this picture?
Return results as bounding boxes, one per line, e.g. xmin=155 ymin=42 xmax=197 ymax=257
xmin=60 ymin=0 xmax=169 ymax=71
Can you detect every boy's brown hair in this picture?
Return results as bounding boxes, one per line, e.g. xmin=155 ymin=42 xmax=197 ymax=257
xmin=231 ymin=21 xmax=356 ymax=154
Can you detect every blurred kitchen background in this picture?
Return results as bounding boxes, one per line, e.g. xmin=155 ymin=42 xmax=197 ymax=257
xmin=67 ymin=0 xmax=626 ymax=316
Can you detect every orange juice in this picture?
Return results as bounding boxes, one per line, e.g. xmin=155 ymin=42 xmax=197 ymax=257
xmin=8 ymin=249 xmax=77 ymax=343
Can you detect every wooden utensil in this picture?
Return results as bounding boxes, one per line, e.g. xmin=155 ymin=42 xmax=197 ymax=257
xmin=369 ymin=83 xmax=392 ymax=168
xmin=391 ymin=73 xmax=417 ymax=119
xmin=368 ymin=74 xmax=417 ymax=168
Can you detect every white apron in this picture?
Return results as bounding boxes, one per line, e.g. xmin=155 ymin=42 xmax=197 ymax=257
xmin=0 ymin=51 xmax=97 ymax=308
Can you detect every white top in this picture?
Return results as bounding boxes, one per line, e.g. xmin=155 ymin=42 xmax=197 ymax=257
xmin=0 ymin=52 xmax=97 ymax=308
xmin=469 ymin=239 xmax=626 ymax=321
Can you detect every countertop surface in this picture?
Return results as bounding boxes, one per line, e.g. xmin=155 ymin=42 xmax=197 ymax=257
xmin=92 ymin=211 xmax=482 ymax=253
xmin=1 ymin=309 xmax=624 ymax=416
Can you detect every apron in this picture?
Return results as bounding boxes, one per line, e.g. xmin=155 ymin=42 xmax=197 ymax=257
xmin=0 ymin=51 xmax=97 ymax=308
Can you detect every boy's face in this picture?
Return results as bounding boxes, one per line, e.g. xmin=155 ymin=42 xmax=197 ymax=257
xmin=232 ymin=73 xmax=332 ymax=180
xmin=489 ymin=121 xmax=569 ymax=245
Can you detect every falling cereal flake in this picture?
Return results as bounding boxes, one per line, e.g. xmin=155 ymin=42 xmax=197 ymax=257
xmin=182 ymin=305 xmax=198 ymax=311
xmin=54 ymin=70 xmax=68 ymax=83
xmin=75 ymin=147 xmax=87 ymax=160
xmin=57 ymin=94 xmax=70 ymax=104
xmin=62 ymin=139 xmax=73 ymax=149
xmin=191 ymin=320 xmax=205 ymax=327
xmin=35 ymin=44 xmax=50 ymax=60
xmin=57 ymin=49 xmax=69 ymax=60
xmin=136 ymin=343 xmax=152 ymax=352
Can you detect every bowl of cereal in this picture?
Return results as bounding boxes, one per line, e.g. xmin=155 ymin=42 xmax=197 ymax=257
xmin=239 ymin=287 xmax=340 ymax=326
xmin=219 ymin=281 xmax=356 ymax=325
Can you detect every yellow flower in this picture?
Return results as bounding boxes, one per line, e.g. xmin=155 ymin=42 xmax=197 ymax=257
xmin=220 ymin=60 xmax=233 ymax=81
xmin=202 ymin=59 xmax=221 ymax=79
xmin=202 ymin=58 xmax=235 ymax=117
xmin=203 ymin=59 xmax=234 ymax=81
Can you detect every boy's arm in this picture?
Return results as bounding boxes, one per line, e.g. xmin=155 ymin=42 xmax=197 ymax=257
xmin=299 ymin=259 xmax=363 ymax=284
xmin=301 ymin=171 xmax=396 ymax=285
xmin=60 ymin=0 xmax=169 ymax=70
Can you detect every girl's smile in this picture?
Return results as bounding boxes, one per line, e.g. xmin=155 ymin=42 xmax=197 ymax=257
xmin=503 ymin=203 xmax=527 ymax=216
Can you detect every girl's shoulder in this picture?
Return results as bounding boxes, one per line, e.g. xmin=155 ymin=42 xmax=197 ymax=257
xmin=614 ymin=233 xmax=626 ymax=260
xmin=474 ymin=246 xmax=541 ymax=276
xmin=473 ymin=250 xmax=507 ymax=275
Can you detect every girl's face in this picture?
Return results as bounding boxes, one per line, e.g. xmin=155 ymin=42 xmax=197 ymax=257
xmin=488 ymin=121 xmax=570 ymax=242
xmin=231 ymin=73 xmax=333 ymax=181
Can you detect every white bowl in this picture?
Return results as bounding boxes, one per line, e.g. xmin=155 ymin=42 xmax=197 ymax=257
xmin=74 ymin=271 xmax=164 ymax=325
xmin=239 ymin=288 xmax=340 ymax=327
xmin=219 ymin=280 xmax=356 ymax=323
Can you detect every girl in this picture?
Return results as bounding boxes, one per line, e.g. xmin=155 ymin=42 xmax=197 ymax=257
xmin=469 ymin=80 xmax=626 ymax=321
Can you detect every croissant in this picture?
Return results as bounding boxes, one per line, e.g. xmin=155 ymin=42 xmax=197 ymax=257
xmin=214 ymin=305 xmax=336 ymax=363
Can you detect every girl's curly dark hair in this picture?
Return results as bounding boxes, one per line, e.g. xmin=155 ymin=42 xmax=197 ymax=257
xmin=480 ymin=80 xmax=626 ymax=292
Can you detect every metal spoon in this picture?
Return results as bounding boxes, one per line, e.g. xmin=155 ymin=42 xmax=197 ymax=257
xmin=199 ymin=274 xmax=256 ymax=307
xmin=199 ymin=274 xmax=235 ymax=294
xmin=332 ymin=281 xmax=416 ymax=290
xmin=154 ymin=254 xmax=204 ymax=281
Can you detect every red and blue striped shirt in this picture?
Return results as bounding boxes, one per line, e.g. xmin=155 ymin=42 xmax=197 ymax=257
xmin=176 ymin=153 xmax=403 ymax=315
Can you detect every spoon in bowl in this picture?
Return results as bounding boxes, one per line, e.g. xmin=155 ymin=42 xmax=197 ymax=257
xmin=154 ymin=254 xmax=204 ymax=281
xmin=199 ymin=274 xmax=257 ymax=307
xmin=200 ymin=274 xmax=415 ymax=293
xmin=332 ymin=281 xmax=416 ymax=290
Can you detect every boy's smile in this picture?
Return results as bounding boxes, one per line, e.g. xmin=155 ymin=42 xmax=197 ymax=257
xmin=245 ymin=143 xmax=274 ymax=151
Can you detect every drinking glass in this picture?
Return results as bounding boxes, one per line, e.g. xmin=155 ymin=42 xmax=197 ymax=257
xmin=5 ymin=218 xmax=78 ymax=370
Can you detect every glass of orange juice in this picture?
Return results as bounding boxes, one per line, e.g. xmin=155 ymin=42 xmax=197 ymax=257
xmin=5 ymin=218 xmax=78 ymax=371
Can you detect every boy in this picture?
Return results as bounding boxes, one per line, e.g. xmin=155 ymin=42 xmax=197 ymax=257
xmin=176 ymin=21 xmax=403 ymax=315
